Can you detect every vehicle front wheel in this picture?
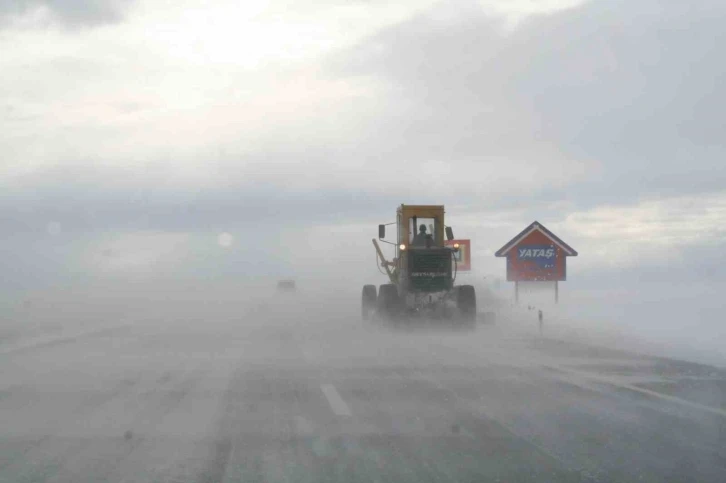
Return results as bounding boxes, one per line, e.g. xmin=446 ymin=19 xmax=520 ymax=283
xmin=457 ymin=285 xmax=476 ymax=328
xmin=361 ymin=285 xmax=377 ymax=320
xmin=377 ymin=284 xmax=399 ymax=320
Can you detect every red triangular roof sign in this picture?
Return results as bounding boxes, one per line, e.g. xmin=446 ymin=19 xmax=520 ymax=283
xmin=495 ymin=221 xmax=578 ymax=257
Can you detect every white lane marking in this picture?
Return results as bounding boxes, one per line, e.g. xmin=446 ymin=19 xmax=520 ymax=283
xmin=547 ymin=365 xmax=726 ymax=419
xmin=320 ymin=384 xmax=352 ymax=417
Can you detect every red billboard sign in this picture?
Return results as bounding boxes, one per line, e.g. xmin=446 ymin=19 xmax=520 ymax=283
xmin=445 ymin=239 xmax=471 ymax=271
xmin=495 ymin=222 xmax=576 ymax=282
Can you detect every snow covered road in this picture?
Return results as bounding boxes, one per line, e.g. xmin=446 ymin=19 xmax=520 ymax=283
xmin=1 ymin=297 xmax=724 ymax=482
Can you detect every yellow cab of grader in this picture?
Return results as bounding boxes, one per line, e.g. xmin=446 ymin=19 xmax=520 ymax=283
xmin=363 ymin=204 xmax=476 ymax=326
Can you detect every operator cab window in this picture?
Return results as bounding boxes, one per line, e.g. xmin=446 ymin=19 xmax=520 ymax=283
xmin=409 ymin=217 xmax=437 ymax=246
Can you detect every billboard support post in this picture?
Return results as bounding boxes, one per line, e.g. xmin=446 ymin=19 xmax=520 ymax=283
xmin=555 ymin=281 xmax=559 ymax=304
xmin=515 ymin=281 xmax=519 ymax=304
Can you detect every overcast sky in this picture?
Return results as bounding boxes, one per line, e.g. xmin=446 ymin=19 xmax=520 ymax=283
xmin=1 ymin=0 xmax=725 ymax=309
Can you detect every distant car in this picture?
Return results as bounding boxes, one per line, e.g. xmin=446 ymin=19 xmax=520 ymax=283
xmin=276 ymin=280 xmax=296 ymax=292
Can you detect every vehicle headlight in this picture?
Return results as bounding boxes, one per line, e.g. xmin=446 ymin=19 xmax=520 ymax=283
xmin=399 ymin=244 xmax=407 ymax=251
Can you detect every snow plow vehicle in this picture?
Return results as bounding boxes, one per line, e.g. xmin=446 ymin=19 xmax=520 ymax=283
xmin=362 ymin=204 xmax=476 ymax=327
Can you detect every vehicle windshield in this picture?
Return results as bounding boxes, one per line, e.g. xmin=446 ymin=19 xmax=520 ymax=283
xmin=409 ymin=217 xmax=437 ymax=246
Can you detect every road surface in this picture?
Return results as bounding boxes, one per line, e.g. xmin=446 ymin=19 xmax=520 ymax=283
xmin=1 ymin=295 xmax=725 ymax=482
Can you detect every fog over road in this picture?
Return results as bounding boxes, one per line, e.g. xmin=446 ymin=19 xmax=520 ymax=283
xmin=1 ymin=290 xmax=725 ymax=483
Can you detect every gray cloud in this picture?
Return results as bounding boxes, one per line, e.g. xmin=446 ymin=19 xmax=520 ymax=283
xmin=0 ymin=0 xmax=134 ymax=28
xmin=0 ymin=163 xmax=405 ymax=237
xmin=7 ymin=0 xmax=724 ymax=219
xmin=328 ymin=0 xmax=726 ymax=206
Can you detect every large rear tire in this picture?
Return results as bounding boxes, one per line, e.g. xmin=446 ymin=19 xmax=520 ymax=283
xmin=377 ymin=284 xmax=399 ymax=320
xmin=361 ymin=285 xmax=377 ymax=320
xmin=457 ymin=285 xmax=477 ymax=328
